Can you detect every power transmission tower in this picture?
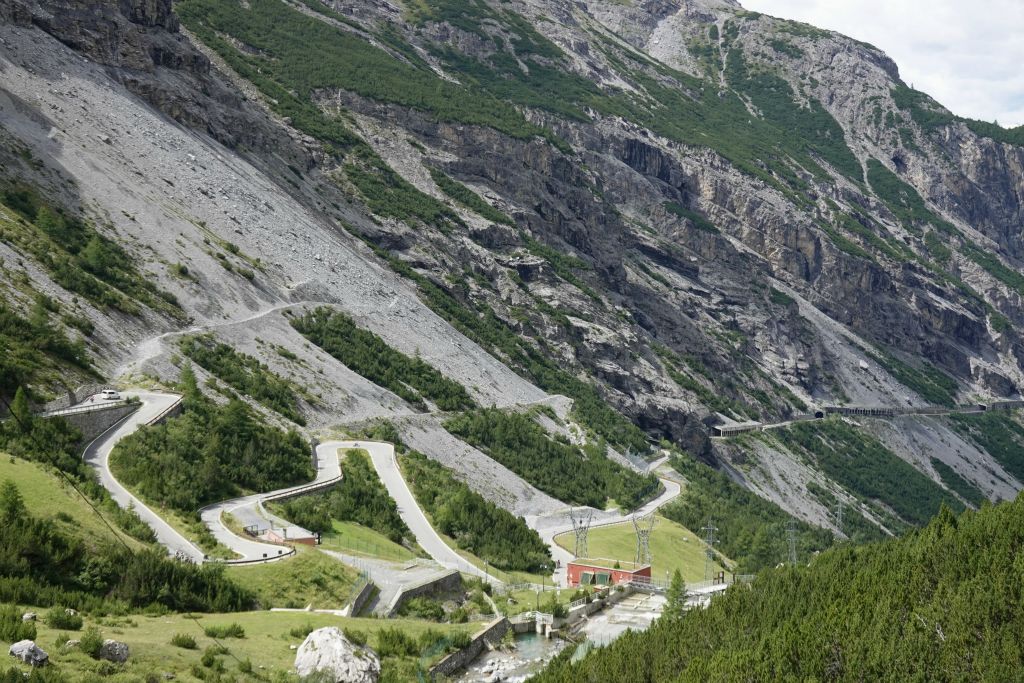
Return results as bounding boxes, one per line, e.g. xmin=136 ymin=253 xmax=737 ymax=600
xmin=701 ymin=519 xmax=718 ymax=580
xmin=632 ymin=512 xmax=657 ymax=566
xmin=569 ymin=508 xmax=593 ymax=558
xmin=836 ymin=500 xmax=844 ymax=537
xmin=786 ymin=520 xmax=798 ymax=565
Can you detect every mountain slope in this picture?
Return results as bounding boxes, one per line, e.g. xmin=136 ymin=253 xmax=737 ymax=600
xmin=2 ymin=0 xmax=1024 ymax=534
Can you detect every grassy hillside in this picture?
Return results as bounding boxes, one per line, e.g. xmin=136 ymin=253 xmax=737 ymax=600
xmin=2 ymin=606 xmax=476 ymax=682
xmin=554 ymin=515 xmax=726 ymax=583
xmin=0 ymin=456 xmax=142 ymax=551
xmin=224 ymin=547 xmax=358 ymax=610
xmin=535 ymin=496 xmax=1024 ymax=681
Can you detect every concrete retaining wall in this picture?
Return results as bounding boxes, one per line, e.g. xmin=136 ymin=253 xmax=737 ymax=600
xmin=345 ymin=580 xmax=376 ymax=618
xmin=386 ymin=569 xmax=462 ymax=617
xmin=62 ymin=403 xmax=140 ymax=444
xmin=149 ymin=400 xmax=183 ymax=425
xmin=429 ymin=617 xmax=510 ymax=678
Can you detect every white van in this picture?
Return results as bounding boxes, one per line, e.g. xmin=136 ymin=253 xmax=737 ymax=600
xmin=100 ymin=389 xmax=121 ymax=401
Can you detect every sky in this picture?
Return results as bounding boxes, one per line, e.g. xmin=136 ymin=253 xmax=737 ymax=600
xmin=741 ymin=0 xmax=1024 ymax=128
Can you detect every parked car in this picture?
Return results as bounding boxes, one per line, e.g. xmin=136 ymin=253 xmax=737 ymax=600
xmin=100 ymin=389 xmax=121 ymax=401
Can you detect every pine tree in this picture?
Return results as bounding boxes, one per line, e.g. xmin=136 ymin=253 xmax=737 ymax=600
xmin=664 ymin=569 xmax=686 ymax=621
xmin=10 ymin=386 xmax=31 ymax=430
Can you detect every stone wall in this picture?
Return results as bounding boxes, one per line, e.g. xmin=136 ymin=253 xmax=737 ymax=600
xmin=429 ymin=617 xmax=510 ymax=678
xmin=386 ymin=570 xmax=462 ymax=617
xmin=62 ymin=403 xmax=140 ymax=444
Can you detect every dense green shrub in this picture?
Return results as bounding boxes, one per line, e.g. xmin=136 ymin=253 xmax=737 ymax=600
xmin=44 ymin=606 xmax=82 ymax=630
xmin=170 ymin=633 xmax=198 ymax=649
xmin=0 ymin=476 xmax=254 ymax=613
xmin=445 ymin=408 xmax=659 ymax=510
xmin=0 ymin=604 xmax=36 ymax=642
xmin=203 ymin=623 xmax=245 ymax=639
xmin=342 ymin=628 xmax=367 ymax=647
xmin=110 ymin=366 xmax=312 ymax=511
xmin=397 ymin=597 xmax=445 ymax=622
xmin=291 ymin=307 xmax=473 ymax=411
xmin=375 ymin=627 xmax=419 ymax=657
xmin=79 ymin=626 xmax=103 ymax=659
xmin=179 ymin=334 xmax=306 ymax=424
xmin=0 ymin=296 xmax=92 ymax=402
xmin=401 ymin=449 xmax=551 ymax=572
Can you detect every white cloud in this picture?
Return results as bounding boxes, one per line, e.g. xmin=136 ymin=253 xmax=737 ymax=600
xmin=741 ymin=0 xmax=1024 ymax=127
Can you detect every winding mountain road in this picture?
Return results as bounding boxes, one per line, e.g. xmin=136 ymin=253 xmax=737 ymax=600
xmin=84 ymin=394 xmax=497 ymax=576
xmin=344 ymin=439 xmax=493 ymax=582
xmin=83 ymin=391 xmax=205 ymax=562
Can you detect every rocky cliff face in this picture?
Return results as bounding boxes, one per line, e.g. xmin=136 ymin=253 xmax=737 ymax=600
xmin=3 ymin=0 xmax=1023 ymax=526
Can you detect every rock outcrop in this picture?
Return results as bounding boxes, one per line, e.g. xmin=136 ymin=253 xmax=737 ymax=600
xmin=99 ymin=639 xmax=130 ymax=663
xmin=294 ymin=628 xmax=380 ymax=683
xmin=9 ymin=640 xmax=48 ymax=667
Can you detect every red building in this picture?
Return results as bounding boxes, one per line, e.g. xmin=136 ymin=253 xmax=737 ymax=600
xmin=567 ymin=560 xmax=652 ymax=587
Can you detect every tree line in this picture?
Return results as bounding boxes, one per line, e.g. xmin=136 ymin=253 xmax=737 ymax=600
xmin=401 ymin=448 xmax=551 ymax=573
xmin=178 ymin=334 xmax=306 ymax=425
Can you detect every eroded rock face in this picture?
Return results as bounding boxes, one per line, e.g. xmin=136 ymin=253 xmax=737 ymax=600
xmin=294 ymin=628 xmax=380 ymax=683
xmin=9 ymin=640 xmax=48 ymax=667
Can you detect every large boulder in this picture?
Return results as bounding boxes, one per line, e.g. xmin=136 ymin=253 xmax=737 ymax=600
xmin=9 ymin=640 xmax=48 ymax=667
xmin=99 ymin=639 xmax=130 ymax=663
xmin=294 ymin=627 xmax=380 ymax=683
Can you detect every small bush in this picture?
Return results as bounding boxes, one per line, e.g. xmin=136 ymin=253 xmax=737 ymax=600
xmin=201 ymin=645 xmax=228 ymax=670
xmin=203 ymin=622 xmax=245 ymax=639
xmin=170 ymin=633 xmax=197 ymax=649
xmin=397 ymin=597 xmax=444 ymax=622
xmin=288 ymin=622 xmax=314 ymax=639
xmin=0 ymin=605 xmax=36 ymax=642
xmin=342 ymin=628 xmax=367 ymax=647
xmin=80 ymin=626 xmax=103 ymax=659
xmin=449 ymin=631 xmax=472 ymax=649
xmin=45 ymin=607 xmax=82 ymax=631
xmin=375 ymin=628 xmax=418 ymax=657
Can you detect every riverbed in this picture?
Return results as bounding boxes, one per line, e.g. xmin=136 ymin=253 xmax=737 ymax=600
xmin=457 ymin=632 xmax=567 ymax=682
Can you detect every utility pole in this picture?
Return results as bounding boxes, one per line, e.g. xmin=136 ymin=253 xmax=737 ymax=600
xmin=701 ymin=519 xmax=718 ymax=581
xmin=786 ymin=520 xmax=798 ymax=565
xmin=569 ymin=508 xmax=593 ymax=559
